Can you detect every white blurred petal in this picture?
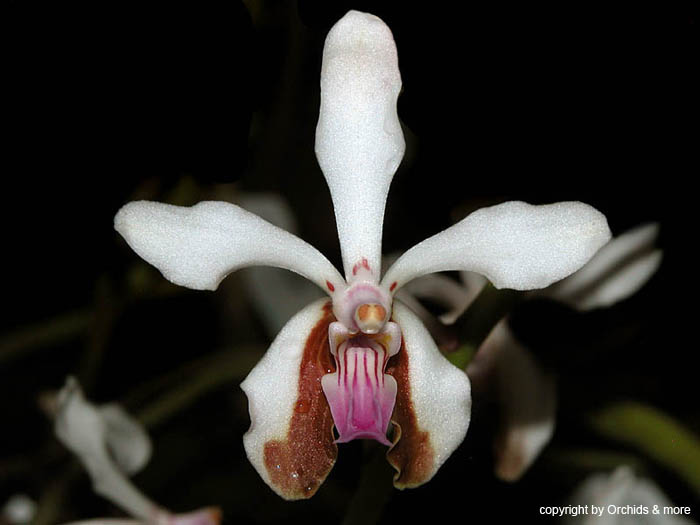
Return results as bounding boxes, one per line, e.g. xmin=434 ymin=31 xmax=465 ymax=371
xmin=114 ymin=201 xmax=344 ymax=293
xmin=545 ymin=223 xmax=662 ymax=311
xmin=237 ymin=193 xmax=324 ymax=335
xmin=2 ymin=494 xmax=37 ymax=524
xmin=54 ymin=378 xmax=157 ymax=519
xmin=460 ymin=270 xmax=489 ymax=293
xmin=63 ymin=508 xmax=221 ymax=525
xmin=64 ymin=518 xmax=141 ymax=525
xmin=237 ymin=193 xmax=298 ymax=233
xmin=315 ymin=10 xmax=405 ymax=282
xmin=99 ymin=404 xmax=152 ymax=476
xmin=493 ymin=324 xmax=556 ymax=482
xmin=383 ymin=201 xmax=611 ymax=292
xmin=53 ymin=379 xmax=220 ymax=524
xmin=400 ymin=273 xmax=472 ymax=325
xmin=168 ymin=508 xmax=222 ymax=525
xmin=394 ymin=289 xmax=458 ymax=351
xmin=387 ymin=301 xmax=471 ymax=488
xmin=241 ymin=299 xmax=337 ymax=500
xmin=567 ymin=466 xmax=694 ymax=524
xmin=468 ymin=322 xmax=556 ymax=481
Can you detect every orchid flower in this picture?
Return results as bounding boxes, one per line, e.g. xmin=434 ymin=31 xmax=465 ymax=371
xmin=113 ymin=11 xmax=611 ymax=499
xmin=50 ymin=377 xmax=220 ymax=525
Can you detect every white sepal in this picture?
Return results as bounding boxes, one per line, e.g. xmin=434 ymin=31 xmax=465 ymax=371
xmin=315 ymin=10 xmax=405 ymax=282
xmin=114 ymin=201 xmax=344 ymax=293
xmin=391 ymin=301 xmax=471 ymax=484
xmin=383 ymin=201 xmax=611 ymax=292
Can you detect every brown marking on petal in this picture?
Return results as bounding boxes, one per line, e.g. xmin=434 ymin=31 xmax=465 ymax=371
xmin=263 ymin=302 xmax=338 ymax=499
xmin=326 ymin=280 xmax=335 ymax=292
xmin=389 ymin=281 xmax=398 ymax=292
xmin=385 ymin=336 xmax=435 ymax=488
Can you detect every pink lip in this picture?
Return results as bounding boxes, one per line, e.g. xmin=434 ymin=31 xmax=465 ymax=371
xmin=321 ymin=338 xmax=397 ymax=446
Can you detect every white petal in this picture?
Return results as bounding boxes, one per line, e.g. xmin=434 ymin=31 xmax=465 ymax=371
xmin=114 ymin=201 xmax=344 ymax=293
xmin=315 ymin=11 xmax=405 ymax=282
xmin=544 ymin=223 xmax=662 ymax=311
xmin=383 ymin=201 xmax=611 ymax=291
xmin=99 ymin=404 xmax=152 ymax=476
xmin=477 ymin=323 xmax=556 ymax=482
xmin=387 ymin=301 xmax=471 ymax=488
xmin=241 ymin=299 xmax=338 ymax=500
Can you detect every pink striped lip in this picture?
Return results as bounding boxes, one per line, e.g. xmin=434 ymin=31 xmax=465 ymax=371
xmin=321 ymin=322 xmax=401 ymax=445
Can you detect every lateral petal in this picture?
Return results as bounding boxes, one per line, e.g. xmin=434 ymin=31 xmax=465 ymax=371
xmin=114 ymin=201 xmax=344 ymax=294
xmin=240 ymin=299 xmax=338 ymax=500
xmin=382 ymin=201 xmax=611 ymax=292
xmin=315 ymin=10 xmax=405 ymax=282
xmin=386 ymin=301 xmax=471 ymax=488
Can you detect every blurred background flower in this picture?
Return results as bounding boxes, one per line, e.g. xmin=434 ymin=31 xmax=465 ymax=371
xmin=2 ymin=1 xmax=696 ymax=523
xmin=565 ymin=466 xmax=694 ymax=525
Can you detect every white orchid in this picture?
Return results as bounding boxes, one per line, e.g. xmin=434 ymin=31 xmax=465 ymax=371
xmin=114 ymin=11 xmax=610 ymax=499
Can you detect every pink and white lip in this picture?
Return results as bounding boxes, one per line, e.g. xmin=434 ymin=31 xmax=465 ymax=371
xmin=322 ymin=321 xmax=401 ymax=445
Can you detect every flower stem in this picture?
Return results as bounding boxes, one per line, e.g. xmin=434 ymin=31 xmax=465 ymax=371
xmin=447 ymin=284 xmax=521 ymax=368
xmin=342 ymin=444 xmax=394 ymax=525
xmin=0 ymin=310 xmax=92 ymax=367
xmin=134 ymin=347 xmax=261 ymax=429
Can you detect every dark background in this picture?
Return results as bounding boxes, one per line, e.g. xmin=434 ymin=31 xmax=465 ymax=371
xmin=2 ymin=1 xmax=696 ymax=523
